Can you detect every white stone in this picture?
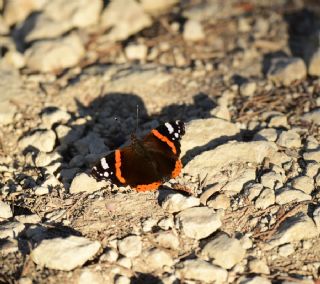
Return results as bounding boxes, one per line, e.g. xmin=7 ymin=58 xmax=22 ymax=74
xmin=183 ymin=20 xmax=205 ymax=41
xmin=248 ymin=258 xmax=270 ymax=274
xmin=25 ymin=33 xmax=85 ymax=72
xmin=267 ymin=57 xmax=307 ymax=86
xmin=117 ymin=235 xmax=142 ymax=258
xmin=116 ymin=257 xmax=132 ymax=269
xmin=158 ymin=217 xmax=174 ymax=230
xmin=19 ymin=129 xmax=56 ymax=152
xmin=41 ymin=107 xmax=71 ymax=128
xmin=201 ymin=233 xmax=246 ymax=269
xmin=292 ymin=176 xmax=314 ymax=194
xmin=176 ymin=259 xmax=228 ymax=284
xmin=34 ymin=186 xmax=49 ymax=196
xmin=277 ymin=130 xmax=301 ymax=148
xmin=275 ymin=187 xmax=311 ymax=205
xmin=240 ymin=81 xmax=256 ymax=97
xmin=161 ymin=193 xmax=200 ymax=213
xmin=31 ymin=236 xmax=101 ymax=271
xmin=100 ymin=248 xmax=118 ymax=263
xmin=0 ymin=201 xmax=13 ymax=219
xmin=0 ymin=221 xmax=25 ymax=238
xmin=253 ymin=128 xmax=278 ymax=142
xmin=101 ymin=0 xmax=152 ymax=41
xmin=278 ymin=243 xmax=295 ymax=257
xmin=125 ymin=44 xmax=148 ymax=61
xmin=35 ymin=151 xmax=61 ymax=167
xmin=254 ymin=187 xmax=275 ymax=209
xmin=69 ymin=173 xmax=107 ymax=194
xmin=154 ymin=231 xmax=179 ymax=250
xmin=141 ymin=218 xmax=157 ymax=233
xmin=175 ymin=207 xmax=221 ymax=240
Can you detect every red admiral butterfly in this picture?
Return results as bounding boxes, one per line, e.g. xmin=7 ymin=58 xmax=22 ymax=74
xmin=91 ymin=121 xmax=185 ymax=192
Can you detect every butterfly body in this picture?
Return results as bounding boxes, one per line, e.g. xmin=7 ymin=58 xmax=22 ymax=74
xmin=91 ymin=121 xmax=185 ymax=191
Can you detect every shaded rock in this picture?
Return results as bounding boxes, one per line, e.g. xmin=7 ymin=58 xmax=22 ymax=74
xmin=41 ymin=107 xmax=71 ymax=128
xmin=25 ymin=33 xmax=85 ymax=72
xmin=101 ymin=0 xmax=152 ymax=41
xmin=201 ymin=233 xmax=246 ymax=269
xmin=0 ymin=221 xmax=25 ymax=239
xmin=74 ymin=132 xmax=108 ymax=155
xmin=176 ymin=259 xmax=228 ymax=284
xmin=19 ymin=129 xmax=56 ymax=152
xmin=0 ymin=201 xmax=13 ymax=219
xmin=313 ymin=206 xmax=320 ymax=230
xmin=0 ymin=238 xmax=19 ymax=255
xmin=302 ymin=108 xmax=320 ymax=124
xmin=292 ymin=176 xmax=314 ymax=194
xmin=277 ymin=130 xmax=301 ymax=148
xmin=117 ymin=235 xmax=142 ymax=258
xmin=267 ymin=57 xmax=307 ymax=86
xmin=254 ymin=187 xmax=275 ymax=209
xmin=69 ymin=173 xmax=107 ymax=194
xmin=31 ymin=236 xmax=101 ymax=271
xmin=183 ymin=20 xmax=205 ymax=41
xmin=175 ymin=207 xmax=221 ymax=239
xmin=161 ymin=193 xmax=200 ymax=213
xmin=275 ymin=187 xmax=311 ymax=205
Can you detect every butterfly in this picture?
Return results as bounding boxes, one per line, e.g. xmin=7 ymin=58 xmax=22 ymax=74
xmin=91 ymin=120 xmax=185 ymax=191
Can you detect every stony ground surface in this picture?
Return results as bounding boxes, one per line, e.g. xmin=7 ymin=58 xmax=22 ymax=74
xmin=0 ymin=0 xmax=320 ymax=283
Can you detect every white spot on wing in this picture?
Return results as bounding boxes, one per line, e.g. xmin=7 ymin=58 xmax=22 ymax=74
xmin=101 ymin=157 xmax=109 ymax=169
xmin=104 ymin=172 xmax=109 ymax=177
xmin=165 ymin=122 xmax=174 ymax=134
xmin=174 ymin=132 xmax=179 ymax=138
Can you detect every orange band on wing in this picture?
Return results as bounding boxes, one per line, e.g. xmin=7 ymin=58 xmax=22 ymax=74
xmin=171 ymin=159 xmax=182 ymax=178
xmin=136 ymin=181 xmax=161 ymax=192
xmin=152 ymin=129 xmax=177 ymax=154
xmin=115 ymin=150 xmax=126 ymax=184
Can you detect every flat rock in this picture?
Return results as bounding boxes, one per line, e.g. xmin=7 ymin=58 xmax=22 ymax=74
xmin=267 ymin=57 xmax=307 ymax=86
xmin=254 ymin=187 xmax=275 ymax=209
xmin=175 ymin=207 xmax=221 ymax=239
xmin=0 ymin=201 xmax=13 ymax=219
xmin=275 ymin=187 xmax=311 ymax=205
xmin=25 ymin=33 xmax=85 ymax=72
xmin=201 ymin=233 xmax=246 ymax=269
xmin=19 ymin=129 xmax=56 ymax=152
xmin=302 ymin=108 xmax=320 ymax=124
xmin=161 ymin=193 xmax=200 ymax=213
xmin=176 ymin=259 xmax=228 ymax=284
xmin=31 ymin=236 xmax=101 ymax=271
xmin=117 ymin=235 xmax=142 ymax=258
xmin=100 ymin=0 xmax=152 ymax=41
xmin=266 ymin=212 xmax=318 ymax=249
xmin=292 ymin=176 xmax=314 ymax=194
xmin=184 ymin=141 xmax=277 ymax=183
xmin=0 ymin=221 xmax=25 ymax=239
xmin=69 ymin=173 xmax=107 ymax=194
xmin=181 ymin=118 xmax=239 ymax=159
xmin=277 ymin=130 xmax=301 ymax=148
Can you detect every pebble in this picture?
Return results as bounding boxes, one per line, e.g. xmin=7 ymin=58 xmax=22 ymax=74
xmin=275 ymin=187 xmax=311 ymax=205
xmin=302 ymin=109 xmax=320 ymax=125
xmin=267 ymin=57 xmax=307 ymax=86
xmin=114 ymin=275 xmax=130 ymax=284
xmin=25 ymin=33 xmax=85 ymax=72
xmin=158 ymin=216 xmax=174 ymax=230
xmin=175 ymin=207 xmax=221 ymax=240
xmin=125 ymin=44 xmax=148 ymax=61
xmin=253 ymin=128 xmax=278 ymax=142
xmin=254 ymin=187 xmax=275 ymax=209
xmin=239 ymin=81 xmax=256 ymax=97
xmin=277 ymin=130 xmax=301 ymax=148
xmin=100 ymin=248 xmax=118 ymax=263
xmin=154 ymin=231 xmax=180 ymax=250
xmin=139 ymin=248 xmax=174 ymax=272
xmin=221 ymin=168 xmax=256 ymax=194
xmin=239 ymin=276 xmax=271 ymax=284
xmin=0 ymin=221 xmax=25 ymax=239
xmin=207 ymin=193 xmax=230 ymax=210
xmin=30 ymin=236 xmax=101 ymax=271
xmin=35 ymin=151 xmax=61 ymax=167
xmin=260 ymin=171 xmax=283 ymax=189
xmin=201 ymin=233 xmax=246 ymax=269
xmin=69 ymin=173 xmax=107 ymax=194
xmin=0 ymin=200 xmax=13 ymax=219
xmin=278 ymin=243 xmax=295 ymax=257
xmin=41 ymin=107 xmax=71 ymax=128
xmin=34 ymin=186 xmax=49 ymax=196
xmin=176 ymin=259 xmax=228 ymax=284
xmin=116 ymin=257 xmax=132 ymax=269
xmin=248 ymin=258 xmax=270 ymax=274
xmin=307 ymin=48 xmax=320 ymax=76
xmin=304 ymin=161 xmax=319 ymax=177
xmin=117 ymin=235 xmax=142 ymax=258
xmin=78 ymin=269 xmax=104 ymax=284
xmin=268 ymin=115 xmax=289 ymax=128
xmin=303 ymin=150 xmax=320 ymax=162
xmin=141 ymin=217 xmax=158 ymax=233
xmin=161 ymin=193 xmax=200 ymax=213
xmin=14 ymin=214 xmax=41 ymax=224
xmin=100 ymin=0 xmax=152 ymax=41
xmin=292 ymin=176 xmax=314 ymax=194
xmin=183 ymin=20 xmax=205 ymax=41
xmin=19 ymin=129 xmax=56 ymax=152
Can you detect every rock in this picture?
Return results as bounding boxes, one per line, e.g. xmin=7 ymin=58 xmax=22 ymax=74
xmin=75 ymin=132 xmax=108 ymax=155
xmin=2 ymin=50 xmax=26 ymax=69
xmin=207 ymin=193 xmax=230 ymax=210
xmin=267 ymin=57 xmax=307 ymax=86
xmin=0 ymin=201 xmax=13 ymax=219
xmin=278 ymin=243 xmax=295 ymax=257
xmin=268 ymin=115 xmax=289 ymax=128
xmin=117 ymin=235 xmax=142 ymax=258
xmin=210 ymin=105 xmax=231 ymax=120
xmin=41 ymin=107 xmax=71 ymax=128
xmin=175 ymin=207 xmax=221 ymax=239
xmin=35 ymin=151 xmax=61 ymax=167
xmin=275 ymin=187 xmax=311 ymax=205
xmin=125 ymin=44 xmax=148 ymax=61
xmin=305 ymin=135 xmax=319 ymax=150
xmin=34 ymin=186 xmax=49 ymax=195
xmin=302 ymin=108 xmax=320 ymax=124
xmin=0 ymin=101 xmax=17 ymax=125
xmin=253 ymin=128 xmax=278 ymax=142
xmin=42 ymin=174 xmax=61 ymax=187
xmin=69 ymin=173 xmax=107 ymax=194
xmin=78 ymin=269 xmax=104 ymax=284
xmin=154 ymin=231 xmax=180 ymax=250
xmin=201 ymin=233 xmax=246 ymax=269
xmin=19 ymin=129 xmax=56 ymax=152
xmin=14 ymin=214 xmax=41 ymax=224
xmin=307 ymin=48 xmax=320 ymax=76
xmin=181 ymin=118 xmax=239 ymax=159
xmin=140 ymin=0 xmax=178 ymax=14
xmin=313 ymin=206 xmax=320 ymax=232
xmin=303 ymin=150 xmax=320 ymax=162
xmin=277 ymin=130 xmax=301 ymax=148
xmin=254 ymin=187 xmax=275 ymax=209
xmin=137 ymin=248 xmax=174 ymax=272
xmin=243 ymin=183 xmax=264 ymax=201
xmin=239 ymin=81 xmax=256 ymax=97
xmin=158 ymin=217 xmax=174 ymax=230
xmin=183 ymin=20 xmax=205 ymax=41
xmin=100 ymin=248 xmax=118 ymax=263
xmin=0 ymin=238 xmax=19 ymax=255
xmin=222 ymin=168 xmax=256 ymax=194
xmin=266 ymin=212 xmax=318 ymax=249
xmin=114 ymin=276 xmax=130 ymax=284
xmin=292 ymin=176 xmax=314 ymax=194
xmin=0 ymin=221 xmax=25 ymax=239
xmin=240 ymin=276 xmax=271 ymax=284
xmin=260 ymin=171 xmax=283 ymax=189
xmin=248 ymin=258 xmax=270 ymax=274
xmin=101 ymin=0 xmax=152 ymax=41
xmin=176 ymin=259 xmax=228 ymax=284
xmin=161 ymin=193 xmax=200 ymax=213
xmin=55 ymin=124 xmax=84 ymax=145
xmin=141 ymin=218 xmax=158 ymax=233
xmin=184 ymin=141 xmax=277 ymax=183
xmin=116 ymin=257 xmax=132 ymax=269
xmin=305 ymin=161 xmax=320 ymax=178
xmin=30 ymin=236 xmax=101 ymax=271
xmin=25 ymin=33 xmax=85 ymax=72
